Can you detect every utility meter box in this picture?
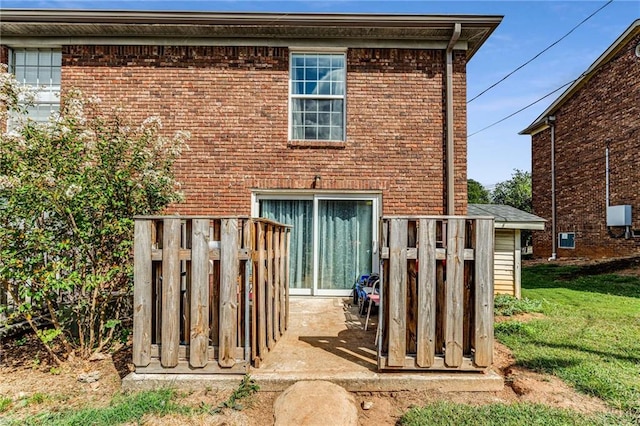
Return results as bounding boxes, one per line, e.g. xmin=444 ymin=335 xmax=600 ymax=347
xmin=607 ymin=205 xmax=632 ymax=227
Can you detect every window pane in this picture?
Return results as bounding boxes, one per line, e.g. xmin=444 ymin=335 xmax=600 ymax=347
xmin=25 ymin=66 xmax=38 ymax=85
xmin=14 ymin=50 xmax=25 ymax=67
xmin=52 ymin=50 xmax=62 ymax=64
xmin=317 ymin=126 xmax=330 ymax=140
xmin=330 ymin=126 xmax=343 ymax=141
xmin=38 ymin=50 xmax=52 ymax=65
xmin=51 ymin=67 xmax=61 ymax=86
xmin=305 ymin=126 xmax=317 ymax=139
xmin=25 ymin=51 xmax=38 ymax=66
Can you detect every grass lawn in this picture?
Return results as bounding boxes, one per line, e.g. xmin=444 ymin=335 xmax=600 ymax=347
xmin=402 ymin=263 xmax=640 ymax=425
xmin=496 ymin=264 xmax=640 ymax=414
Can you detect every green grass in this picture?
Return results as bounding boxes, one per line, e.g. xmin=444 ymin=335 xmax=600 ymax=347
xmin=3 ymin=374 xmax=260 ymax=426
xmin=0 ymin=396 xmax=12 ymax=413
xmin=5 ymin=389 xmax=190 ymax=426
xmin=496 ymin=264 xmax=640 ymax=414
xmin=400 ymin=401 xmax=637 ymax=426
xmin=494 ymin=294 xmax=543 ymax=316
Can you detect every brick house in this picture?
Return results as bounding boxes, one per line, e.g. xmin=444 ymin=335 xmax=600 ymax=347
xmin=521 ymin=20 xmax=639 ymax=259
xmin=1 ymin=9 xmax=501 ymax=295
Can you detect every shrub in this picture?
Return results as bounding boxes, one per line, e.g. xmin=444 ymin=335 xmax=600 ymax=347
xmin=0 ymin=69 xmax=189 ymax=360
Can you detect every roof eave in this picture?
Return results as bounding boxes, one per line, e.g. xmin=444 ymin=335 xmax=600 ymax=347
xmin=0 ymin=9 xmax=503 ymax=58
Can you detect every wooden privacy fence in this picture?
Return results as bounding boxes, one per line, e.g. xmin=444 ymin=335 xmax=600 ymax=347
xmin=132 ymin=216 xmax=290 ymax=374
xmin=379 ymin=216 xmax=494 ymax=371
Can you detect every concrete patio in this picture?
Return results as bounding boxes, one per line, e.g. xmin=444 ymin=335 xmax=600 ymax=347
xmin=124 ymin=297 xmax=503 ymax=392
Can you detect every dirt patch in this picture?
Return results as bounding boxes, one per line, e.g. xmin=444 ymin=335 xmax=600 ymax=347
xmin=0 ymin=333 xmax=618 ymax=425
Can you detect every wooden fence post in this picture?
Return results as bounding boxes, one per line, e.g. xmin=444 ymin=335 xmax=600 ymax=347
xmin=219 ymin=218 xmax=239 ymax=368
xmin=445 ymin=218 xmax=465 ymax=367
xmin=133 ymin=220 xmax=152 ymax=367
xmin=190 ymin=219 xmax=210 ymax=368
xmin=416 ymin=219 xmax=437 ymax=367
xmin=388 ymin=218 xmax=408 ymax=367
xmin=161 ymin=218 xmax=181 ymax=368
xmin=474 ymin=218 xmax=494 ymax=367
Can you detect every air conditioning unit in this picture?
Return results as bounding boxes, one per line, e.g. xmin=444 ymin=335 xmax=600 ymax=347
xmin=607 ymin=205 xmax=632 ymax=227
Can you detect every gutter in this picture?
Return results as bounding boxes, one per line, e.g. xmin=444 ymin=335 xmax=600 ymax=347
xmin=445 ymin=22 xmax=461 ymax=215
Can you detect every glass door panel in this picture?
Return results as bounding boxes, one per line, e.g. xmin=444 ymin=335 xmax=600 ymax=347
xmin=317 ymin=199 xmax=373 ymax=293
xmin=260 ymin=200 xmax=313 ymax=293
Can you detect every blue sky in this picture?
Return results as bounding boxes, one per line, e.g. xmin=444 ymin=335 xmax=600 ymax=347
xmin=2 ymin=0 xmax=638 ymax=188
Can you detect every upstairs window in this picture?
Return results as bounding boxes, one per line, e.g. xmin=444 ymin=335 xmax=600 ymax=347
xmin=9 ymin=48 xmax=62 ymax=123
xmin=290 ymin=52 xmax=345 ymax=141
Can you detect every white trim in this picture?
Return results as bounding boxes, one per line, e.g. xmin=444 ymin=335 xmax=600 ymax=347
xmin=288 ymin=46 xmax=348 ymax=53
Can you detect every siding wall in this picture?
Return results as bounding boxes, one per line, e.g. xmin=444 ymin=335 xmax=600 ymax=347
xmin=494 ymin=229 xmax=516 ymax=296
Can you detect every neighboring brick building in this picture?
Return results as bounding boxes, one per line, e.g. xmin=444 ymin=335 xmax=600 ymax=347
xmin=521 ymin=20 xmax=640 ymax=259
xmin=1 ymin=10 xmax=501 ymax=295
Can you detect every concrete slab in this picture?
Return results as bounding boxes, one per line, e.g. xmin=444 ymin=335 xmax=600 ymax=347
xmin=123 ymin=297 xmax=504 ymax=393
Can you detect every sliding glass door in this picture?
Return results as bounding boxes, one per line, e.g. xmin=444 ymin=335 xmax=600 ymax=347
xmin=257 ymin=193 xmax=378 ymax=296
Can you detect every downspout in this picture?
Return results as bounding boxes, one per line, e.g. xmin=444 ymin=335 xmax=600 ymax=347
xmin=547 ymin=116 xmax=557 ymax=261
xmin=446 ymin=23 xmax=461 ymax=215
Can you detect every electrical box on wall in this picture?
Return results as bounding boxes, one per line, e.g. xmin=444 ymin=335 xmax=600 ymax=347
xmin=607 ymin=205 xmax=632 ymax=226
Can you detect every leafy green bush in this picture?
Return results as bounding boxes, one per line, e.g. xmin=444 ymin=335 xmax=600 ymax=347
xmin=0 ymin=69 xmax=188 ymax=360
xmin=494 ymin=294 xmax=543 ymax=316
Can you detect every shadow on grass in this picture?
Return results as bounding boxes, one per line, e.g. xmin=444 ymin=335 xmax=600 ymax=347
xmin=523 ymin=264 xmax=640 ymax=299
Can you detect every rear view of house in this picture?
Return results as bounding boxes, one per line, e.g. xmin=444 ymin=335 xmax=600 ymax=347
xmin=521 ymin=20 xmax=640 ymax=259
xmin=1 ymin=9 xmax=500 ymax=295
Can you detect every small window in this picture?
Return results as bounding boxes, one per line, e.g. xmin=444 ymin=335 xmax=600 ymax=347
xmin=558 ymin=232 xmax=575 ymax=249
xmin=290 ymin=52 xmax=345 ymax=141
xmin=9 ymin=48 xmax=62 ymax=124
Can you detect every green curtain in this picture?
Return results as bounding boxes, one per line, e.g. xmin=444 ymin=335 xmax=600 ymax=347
xmin=318 ymin=200 xmax=373 ymax=290
xmin=260 ymin=200 xmax=313 ymax=290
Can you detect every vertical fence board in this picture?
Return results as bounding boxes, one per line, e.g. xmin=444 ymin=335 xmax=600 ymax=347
xmin=285 ymin=229 xmax=291 ymax=330
xmin=257 ymin=222 xmax=267 ymax=357
xmin=416 ymin=219 xmax=436 ymax=367
xmin=266 ymin=225 xmax=275 ymax=349
xmin=133 ymin=220 xmax=152 ymax=367
xmin=219 ymin=219 xmax=239 ymax=368
xmin=388 ymin=219 xmax=408 ymax=367
xmin=161 ymin=218 xmax=181 ymax=368
xmin=445 ymin=218 xmax=465 ymax=367
xmin=190 ymin=219 xmax=210 ymax=368
xmin=474 ymin=219 xmax=494 ymax=367
xmin=273 ymin=229 xmax=281 ymax=341
xmin=279 ymin=228 xmax=287 ymax=335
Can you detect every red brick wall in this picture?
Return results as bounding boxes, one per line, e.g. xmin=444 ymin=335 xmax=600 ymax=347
xmin=0 ymin=45 xmax=8 ymax=66
xmin=531 ymin=33 xmax=640 ymax=258
xmin=61 ymin=45 xmax=467 ymax=216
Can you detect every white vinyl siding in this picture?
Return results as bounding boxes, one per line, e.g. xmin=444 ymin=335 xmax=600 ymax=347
xmin=494 ymin=229 xmax=516 ymax=296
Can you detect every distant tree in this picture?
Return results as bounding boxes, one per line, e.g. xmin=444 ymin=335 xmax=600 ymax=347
xmin=491 ymin=169 xmax=532 ymax=213
xmin=467 ymin=179 xmax=491 ymax=204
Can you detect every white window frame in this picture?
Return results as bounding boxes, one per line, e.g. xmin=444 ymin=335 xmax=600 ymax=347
xmin=288 ymin=49 xmax=347 ymax=142
xmin=8 ymin=47 xmax=62 ymax=125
